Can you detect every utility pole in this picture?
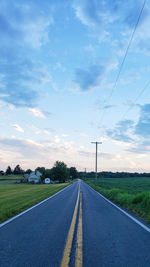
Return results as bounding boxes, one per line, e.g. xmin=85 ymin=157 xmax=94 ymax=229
xmin=91 ymin=141 xmax=102 ymax=184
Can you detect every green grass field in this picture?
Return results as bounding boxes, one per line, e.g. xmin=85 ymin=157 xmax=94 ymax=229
xmin=0 ymin=175 xmax=23 ymax=185
xmin=0 ymin=176 xmax=70 ymax=223
xmin=86 ymin=177 xmax=150 ymax=224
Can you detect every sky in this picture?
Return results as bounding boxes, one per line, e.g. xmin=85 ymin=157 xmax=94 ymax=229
xmin=0 ymin=0 xmax=150 ymax=172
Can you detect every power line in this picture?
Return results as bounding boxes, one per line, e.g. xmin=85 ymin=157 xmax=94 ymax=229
xmin=99 ymin=0 xmax=147 ymax=125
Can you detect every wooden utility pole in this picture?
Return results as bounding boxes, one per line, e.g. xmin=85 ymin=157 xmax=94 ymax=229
xmin=91 ymin=142 xmax=102 ymax=184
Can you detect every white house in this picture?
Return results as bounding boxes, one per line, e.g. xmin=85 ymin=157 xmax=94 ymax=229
xmin=28 ymin=170 xmax=42 ymax=184
xmin=44 ymin=178 xmax=50 ymax=184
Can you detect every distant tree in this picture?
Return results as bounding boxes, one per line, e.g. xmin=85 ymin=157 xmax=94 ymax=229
xmin=69 ymin=167 xmax=78 ymax=179
xmin=36 ymin=167 xmax=46 ymax=175
xmin=51 ymin=161 xmax=69 ymax=182
xmin=44 ymin=169 xmax=52 ymax=178
xmin=6 ymin=166 xmax=12 ymax=175
xmin=13 ymin=165 xmax=23 ymax=175
xmin=25 ymin=169 xmax=32 ymax=174
xmin=0 ymin=170 xmax=4 ymax=176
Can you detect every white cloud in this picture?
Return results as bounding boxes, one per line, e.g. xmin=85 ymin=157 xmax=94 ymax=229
xmin=23 ymin=16 xmax=53 ymax=49
xmin=54 ymin=136 xmax=61 ymax=144
xmin=62 ymin=134 xmax=68 ymax=137
xmin=43 ymin=129 xmax=51 ymax=135
xmin=0 ymin=135 xmax=77 ymax=170
xmin=80 ymin=133 xmax=88 ymax=137
xmin=29 ymin=125 xmax=52 ymax=135
xmin=28 ymin=108 xmax=46 ymax=118
xmin=78 ymin=149 xmax=118 ymax=160
xmin=12 ymin=124 xmax=24 ymax=133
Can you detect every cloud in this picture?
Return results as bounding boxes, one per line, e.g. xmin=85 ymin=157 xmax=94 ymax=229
xmin=133 ymin=7 xmax=150 ymax=54
xmin=0 ymin=56 xmax=52 ymax=107
xmin=80 ymin=133 xmax=88 ymax=137
xmin=127 ymin=143 xmax=150 ymax=154
xmin=62 ymin=134 xmax=68 ymax=137
xmin=106 ymin=104 xmax=150 ymax=156
xmin=137 ymin=39 xmax=150 ymax=54
xmin=73 ymin=0 xmax=147 ymax=30
xmin=29 ymin=125 xmax=52 ymax=135
xmin=0 ymin=111 xmax=7 ymax=118
xmin=28 ymin=108 xmax=51 ymax=118
xmin=117 ymin=120 xmax=134 ymax=129
xmin=0 ymin=0 xmax=53 ymax=48
xmin=0 ymin=135 xmax=76 ymax=168
xmin=73 ymin=0 xmax=118 ymax=28
xmin=78 ymin=150 xmax=118 ymax=160
xmin=123 ymin=1 xmax=148 ymax=28
xmin=0 ymin=0 xmax=52 ymax=107
xmin=0 ymin=136 xmax=65 ymax=162
xmin=103 ymin=105 xmax=115 ymax=109
xmin=107 ymin=104 xmax=150 ymax=155
xmin=73 ymin=57 xmax=118 ymax=92
xmin=73 ymin=0 xmax=150 ymax=53
xmin=134 ymin=104 xmax=150 ymax=138
xmin=107 ymin=130 xmax=133 ymax=143
xmin=74 ymin=64 xmax=105 ymax=91
xmin=96 ymin=104 xmax=116 ymax=111
xmin=0 ymin=137 xmax=43 ymax=158
xmin=106 ymin=120 xmax=134 ymax=143
xmin=12 ymin=124 xmax=24 ymax=133
xmin=126 ymin=137 xmax=150 ymax=155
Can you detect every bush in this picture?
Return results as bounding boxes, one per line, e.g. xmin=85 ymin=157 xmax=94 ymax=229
xmin=117 ymin=192 xmax=132 ymax=206
xmin=132 ymin=193 xmax=146 ymax=204
xmin=141 ymin=192 xmax=150 ymax=208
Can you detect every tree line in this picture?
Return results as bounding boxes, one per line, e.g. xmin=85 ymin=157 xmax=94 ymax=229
xmin=0 ymin=161 xmax=78 ymax=183
xmin=78 ymin=171 xmax=150 ymax=178
xmin=1 ymin=164 xmax=150 ymax=182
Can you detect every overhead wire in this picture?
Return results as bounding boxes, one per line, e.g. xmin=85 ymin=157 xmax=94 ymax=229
xmin=99 ymin=0 xmax=147 ymax=126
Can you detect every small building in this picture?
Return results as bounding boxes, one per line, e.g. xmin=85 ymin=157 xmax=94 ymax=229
xmin=44 ymin=178 xmax=50 ymax=184
xmin=28 ymin=170 xmax=42 ymax=184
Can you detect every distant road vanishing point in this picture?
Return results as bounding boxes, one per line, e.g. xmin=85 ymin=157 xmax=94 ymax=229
xmin=0 ymin=180 xmax=150 ymax=267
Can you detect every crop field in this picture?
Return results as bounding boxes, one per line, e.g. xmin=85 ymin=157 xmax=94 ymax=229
xmin=0 ymin=176 xmax=69 ymax=223
xmin=86 ymin=177 xmax=150 ymax=224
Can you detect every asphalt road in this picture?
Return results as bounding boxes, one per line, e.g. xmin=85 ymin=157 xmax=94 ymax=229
xmin=0 ymin=180 xmax=150 ymax=267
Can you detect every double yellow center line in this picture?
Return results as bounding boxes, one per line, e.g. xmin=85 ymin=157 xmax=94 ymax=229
xmin=61 ymin=181 xmax=83 ymax=267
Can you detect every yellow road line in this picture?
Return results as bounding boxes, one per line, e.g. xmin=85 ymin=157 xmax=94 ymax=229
xmin=75 ymin=190 xmax=83 ymax=267
xmin=61 ymin=183 xmax=80 ymax=267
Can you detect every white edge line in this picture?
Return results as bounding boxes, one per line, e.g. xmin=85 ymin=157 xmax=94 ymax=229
xmin=85 ymin=182 xmax=150 ymax=234
xmin=0 ymin=183 xmax=73 ymax=228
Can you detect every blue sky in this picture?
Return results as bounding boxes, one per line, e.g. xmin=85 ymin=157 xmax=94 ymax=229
xmin=0 ymin=0 xmax=150 ymax=172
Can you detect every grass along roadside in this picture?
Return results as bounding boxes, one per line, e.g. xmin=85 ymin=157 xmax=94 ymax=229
xmin=85 ymin=178 xmax=150 ymax=224
xmin=0 ymin=183 xmax=70 ymax=223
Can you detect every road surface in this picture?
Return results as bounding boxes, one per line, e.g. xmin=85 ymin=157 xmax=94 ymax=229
xmin=0 ymin=180 xmax=150 ymax=266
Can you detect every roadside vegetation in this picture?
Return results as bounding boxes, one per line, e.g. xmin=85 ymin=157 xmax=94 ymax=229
xmin=85 ymin=177 xmax=150 ymax=224
xmin=0 ymin=179 xmax=70 ymax=223
xmin=0 ymin=161 xmax=78 ymax=223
